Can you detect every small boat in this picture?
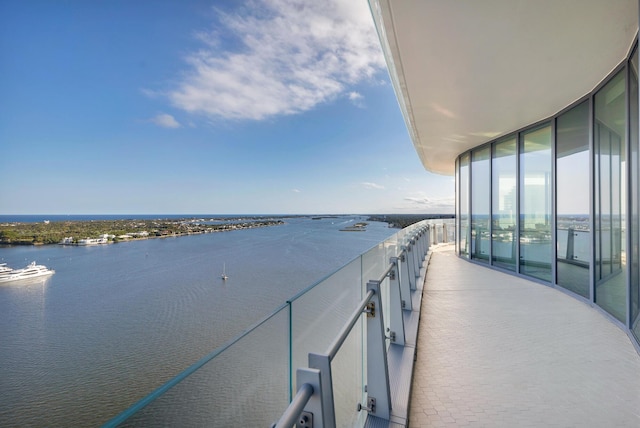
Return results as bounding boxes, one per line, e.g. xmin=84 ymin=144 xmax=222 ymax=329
xmin=0 ymin=261 xmax=55 ymax=284
xmin=221 ymin=263 xmax=228 ymax=281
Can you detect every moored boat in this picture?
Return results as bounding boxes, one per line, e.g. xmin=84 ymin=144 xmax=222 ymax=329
xmin=77 ymin=236 xmax=109 ymax=245
xmin=0 ymin=261 xmax=55 ymax=284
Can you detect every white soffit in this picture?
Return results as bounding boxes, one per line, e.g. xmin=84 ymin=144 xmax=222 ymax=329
xmin=369 ymin=0 xmax=638 ymax=175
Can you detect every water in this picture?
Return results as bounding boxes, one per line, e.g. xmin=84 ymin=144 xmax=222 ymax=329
xmin=0 ymin=216 xmax=395 ymax=427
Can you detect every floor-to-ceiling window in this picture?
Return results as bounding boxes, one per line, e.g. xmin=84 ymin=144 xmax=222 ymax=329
xmin=454 ymin=39 xmax=639 ymax=347
xmin=455 ymin=157 xmax=460 ymax=255
xmin=556 ymin=101 xmax=590 ymax=298
xmin=471 ymin=147 xmax=490 ymax=262
xmin=630 ymin=48 xmax=640 ymax=337
xmin=519 ymin=125 xmax=553 ymax=281
xmin=594 ymin=69 xmax=627 ymax=323
xmin=491 ymin=137 xmax=517 ymax=271
xmin=459 ymin=153 xmax=470 ymax=258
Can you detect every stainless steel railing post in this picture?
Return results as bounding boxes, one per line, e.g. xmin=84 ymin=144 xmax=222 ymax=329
xmin=410 ymin=238 xmax=420 ymax=289
xmin=415 ymin=229 xmax=422 ymax=257
xmin=363 ymin=280 xmax=391 ymax=421
xmin=307 ymin=353 xmax=335 ymax=428
xmin=398 ymin=251 xmax=413 ymax=311
xmin=388 ymin=257 xmax=405 ymax=346
xmin=405 ymin=244 xmax=416 ymax=291
xmin=418 ymin=227 xmax=427 ymax=256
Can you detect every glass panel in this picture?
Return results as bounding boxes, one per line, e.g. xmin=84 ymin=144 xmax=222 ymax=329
xmin=331 ymin=317 xmax=365 ymax=427
xmin=519 ymin=125 xmax=553 ymax=281
xmin=471 ymin=147 xmax=490 ymax=263
xmin=439 ymin=218 xmax=453 ymax=243
xmin=290 ymin=257 xmax=364 ymax=425
xmin=121 ymin=306 xmax=290 ymax=427
xmin=108 ymin=223 xmax=422 ymax=427
xmin=447 ymin=218 xmax=456 ymax=242
xmin=459 ymin=153 xmax=470 ymax=258
xmin=492 ymin=137 xmax=517 ymax=271
xmin=455 ymin=157 xmax=460 ymax=254
xmin=362 ymin=243 xmax=391 ymax=349
xmin=556 ymin=101 xmax=590 ymax=297
xmin=594 ymin=69 xmax=627 ymax=323
xmin=631 ymin=48 xmax=640 ymax=338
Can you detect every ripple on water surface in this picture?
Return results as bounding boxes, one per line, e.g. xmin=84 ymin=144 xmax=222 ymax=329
xmin=0 ymin=217 xmax=396 ymax=426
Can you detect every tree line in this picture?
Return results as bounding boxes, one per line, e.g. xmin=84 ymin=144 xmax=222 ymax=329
xmin=0 ymin=218 xmax=284 ymax=245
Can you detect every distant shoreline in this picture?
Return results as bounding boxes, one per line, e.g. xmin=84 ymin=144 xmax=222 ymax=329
xmin=367 ymin=214 xmax=454 ymax=229
xmin=0 ymin=217 xmax=288 ymax=246
xmin=0 ymin=214 xmax=456 ymax=246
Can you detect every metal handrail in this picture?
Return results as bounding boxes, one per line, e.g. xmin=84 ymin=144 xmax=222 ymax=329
xmin=270 ymin=223 xmax=434 ymax=427
xmin=374 ymin=261 xmax=396 ymax=285
xmin=326 ymin=289 xmax=375 ymax=360
xmin=103 ymin=221 xmax=440 ymax=428
xmin=274 ymin=382 xmax=314 ymax=428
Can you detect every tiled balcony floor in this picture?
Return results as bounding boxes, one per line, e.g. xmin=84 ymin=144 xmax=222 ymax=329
xmin=409 ymin=244 xmax=640 ymax=427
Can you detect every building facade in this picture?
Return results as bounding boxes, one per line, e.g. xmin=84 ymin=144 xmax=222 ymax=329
xmin=369 ymin=0 xmax=640 ymax=347
xmin=456 ymin=45 xmax=639 ymax=343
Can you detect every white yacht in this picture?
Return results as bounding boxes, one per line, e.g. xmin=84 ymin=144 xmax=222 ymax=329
xmin=77 ymin=236 xmax=109 ymax=245
xmin=0 ymin=261 xmax=55 ymax=284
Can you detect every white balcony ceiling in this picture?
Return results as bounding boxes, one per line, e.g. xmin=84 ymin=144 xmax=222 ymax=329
xmin=369 ymin=0 xmax=638 ymax=174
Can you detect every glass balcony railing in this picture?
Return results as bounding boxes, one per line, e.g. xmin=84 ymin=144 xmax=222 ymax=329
xmin=104 ymin=219 xmax=453 ymax=428
xmin=557 ymin=228 xmax=591 ymax=266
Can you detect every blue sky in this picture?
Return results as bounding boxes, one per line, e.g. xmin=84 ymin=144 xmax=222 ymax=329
xmin=0 ymin=0 xmax=454 ymax=215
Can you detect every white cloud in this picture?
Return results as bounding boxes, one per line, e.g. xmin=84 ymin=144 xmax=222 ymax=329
xmin=292 ymin=188 xmax=301 ymax=193
xmin=169 ymin=0 xmax=385 ymax=121
xmin=362 ymin=182 xmax=385 ymax=190
xmin=140 ymin=88 xmax=161 ymax=99
xmin=348 ymin=91 xmax=365 ymax=108
xmin=150 ymin=113 xmax=181 ymax=128
xmin=403 ymin=195 xmax=455 ymax=212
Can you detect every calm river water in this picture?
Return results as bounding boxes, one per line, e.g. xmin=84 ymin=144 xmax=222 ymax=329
xmin=0 ymin=216 xmax=395 ymax=427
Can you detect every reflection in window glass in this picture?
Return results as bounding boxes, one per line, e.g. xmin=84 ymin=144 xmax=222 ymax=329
xmin=630 ymin=49 xmax=640 ymax=337
xmin=492 ymin=137 xmax=517 ymax=270
xmin=519 ymin=125 xmax=552 ymax=281
xmin=594 ymin=69 xmax=626 ymax=323
xmin=459 ymin=154 xmax=470 ymax=258
xmin=556 ymin=101 xmax=590 ymax=297
xmin=455 ymin=157 xmax=460 ymax=255
xmin=471 ymin=147 xmax=490 ymax=262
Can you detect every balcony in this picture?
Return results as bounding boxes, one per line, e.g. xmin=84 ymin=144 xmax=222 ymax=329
xmin=410 ymin=244 xmax=640 ymax=426
xmin=104 ymin=219 xmax=640 ymax=427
